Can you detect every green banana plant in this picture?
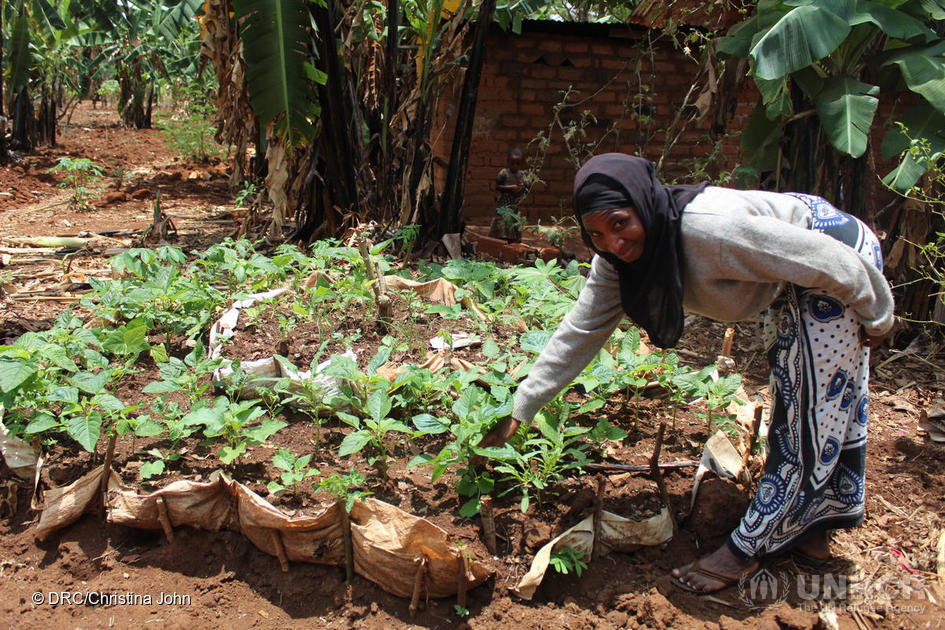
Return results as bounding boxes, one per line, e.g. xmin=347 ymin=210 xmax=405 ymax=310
xmin=718 ymin=0 xmax=945 ymax=194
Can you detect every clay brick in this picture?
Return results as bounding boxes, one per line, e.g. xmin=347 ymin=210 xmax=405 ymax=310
xmin=563 ymin=41 xmax=589 ymax=54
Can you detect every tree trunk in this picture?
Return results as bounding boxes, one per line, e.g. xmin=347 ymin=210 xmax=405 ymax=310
xmin=295 ymin=0 xmax=362 ymax=243
xmin=11 ymin=87 xmax=33 ymax=151
xmin=438 ymin=0 xmax=496 ymax=238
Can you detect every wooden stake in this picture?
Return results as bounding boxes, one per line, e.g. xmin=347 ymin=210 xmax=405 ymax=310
xmin=479 ymin=496 xmax=498 ymax=555
xmin=99 ymin=433 xmax=117 ymax=519
xmin=155 ymin=496 xmax=174 ymax=543
xmin=456 ymin=552 xmax=469 ymax=611
xmin=741 ymin=406 xmax=765 ymax=486
xmin=358 ymin=236 xmax=392 ymax=325
xmin=409 ymin=556 xmax=428 ymax=616
xmin=721 ymin=327 xmax=735 ymax=358
xmin=591 ymin=475 xmax=606 ymax=560
xmin=270 ymin=529 xmax=289 ymax=572
xmin=649 ymin=421 xmax=676 ymax=532
xmin=585 ymin=461 xmax=698 ymax=473
xmin=339 ymin=504 xmax=355 ymax=582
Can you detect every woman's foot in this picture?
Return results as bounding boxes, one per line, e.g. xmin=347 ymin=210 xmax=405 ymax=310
xmin=792 ymin=530 xmax=832 ymax=567
xmin=671 ymin=544 xmax=759 ymax=594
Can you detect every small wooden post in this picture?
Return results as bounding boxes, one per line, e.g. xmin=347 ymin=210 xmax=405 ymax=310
xmin=99 ymin=433 xmax=117 ymax=519
xmin=650 ymin=421 xmax=676 ymax=532
xmin=741 ymin=406 xmax=764 ymax=487
xmin=591 ymin=475 xmax=606 ymax=560
xmin=270 ymin=529 xmax=289 ymax=572
xmin=155 ymin=496 xmax=174 ymax=543
xmin=409 ymin=556 xmax=428 ymax=616
xmin=456 ymin=552 xmax=469 ymax=612
xmin=479 ymin=496 xmax=497 ymax=555
xmin=339 ymin=503 xmax=355 ymax=582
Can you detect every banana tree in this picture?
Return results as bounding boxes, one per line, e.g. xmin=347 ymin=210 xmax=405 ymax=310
xmin=206 ymin=0 xmax=547 ymax=246
xmin=718 ymin=0 xmax=945 ymax=214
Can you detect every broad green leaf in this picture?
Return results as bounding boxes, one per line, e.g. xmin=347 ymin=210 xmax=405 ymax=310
xmin=95 ymin=394 xmax=126 ymax=413
xmin=751 ymin=6 xmax=851 ymax=80
xmin=272 ymin=448 xmax=296 ymax=471
xmin=882 ymin=152 xmax=927 ymax=192
xmin=520 ymin=330 xmax=552 ymax=354
xmin=181 ymin=406 xmax=224 ymax=427
xmin=267 ymin=480 xmax=286 ymax=493
xmin=717 ymin=14 xmax=761 ymax=58
xmin=482 ymin=338 xmax=500 ymax=359
xmin=882 ymin=104 xmax=945 ymax=159
xmin=71 ymin=371 xmax=109 ymax=395
xmin=150 ymin=343 xmax=169 ymax=364
xmin=244 ymin=418 xmax=287 ymax=443
xmin=459 ymin=496 xmax=481 ymax=518
xmin=407 ymin=453 xmax=434 ymax=468
xmin=140 ymin=460 xmax=166 ymax=480
xmin=39 ymin=343 xmax=78 ymax=372
xmin=142 ymin=380 xmax=183 ymax=394
xmin=814 ymin=76 xmax=879 ymax=157
xmin=233 ymin=0 xmax=318 ymax=145
xmin=25 ymin=411 xmax=59 ymax=434
xmin=48 ymin=385 xmax=79 ymax=404
xmin=366 ymin=388 xmax=391 ymax=422
xmin=412 ymin=413 xmax=450 ymax=434
xmin=883 ymin=43 xmax=945 ymax=113
xmin=0 ymin=359 xmax=36 ymax=393
xmin=219 ymin=442 xmax=248 ymax=465
xmin=578 ymin=398 xmax=606 ymax=414
xmin=339 ymin=430 xmax=372 ymax=456
xmin=134 ymin=419 xmax=165 ymax=438
xmin=740 ymin=102 xmax=783 ymax=172
xmin=367 ymin=346 xmax=391 ymax=376
xmin=66 ymin=413 xmax=102 ymax=451
xmin=452 ymin=386 xmax=481 ymax=421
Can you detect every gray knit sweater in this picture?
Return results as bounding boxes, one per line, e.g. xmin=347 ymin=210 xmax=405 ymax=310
xmin=511 ymin=186 xmax=895 ymax=424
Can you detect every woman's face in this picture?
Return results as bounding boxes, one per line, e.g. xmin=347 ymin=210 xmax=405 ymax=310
xmin=581 ymin=206 xmax=646 ymax=263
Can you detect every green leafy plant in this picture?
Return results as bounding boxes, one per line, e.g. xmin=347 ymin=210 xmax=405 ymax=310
xmin=46 ymin=157 xmax=104 ymax=211
xmin=409 ymin=384 xmax=515 ymax=517
xmin=267 ymin=448 xmax=319 ymax=494
xmin=549 ymin=546 xmax=588 ymax=577
xmin=493 ymin=409 xmax=590 ymax=513
xmin=337 ymin=386 xmax=410 ymax=479
xmin=315 ymin=470 xmax=372 ymax=513
xmin=235 ymin=181 xmax=259 ymax=207
xmin=182 ymin=396 xmax=286 ymax=466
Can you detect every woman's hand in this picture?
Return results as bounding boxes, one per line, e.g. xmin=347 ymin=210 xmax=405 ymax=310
xmin=472 ymin=417 xmax=521 ymax=467
xmin=861 ymin=317 xmax=899 ymax=349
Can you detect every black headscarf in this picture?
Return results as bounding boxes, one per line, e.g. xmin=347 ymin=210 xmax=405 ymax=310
xmin=573 ymin=153 xmax=707 ymax=348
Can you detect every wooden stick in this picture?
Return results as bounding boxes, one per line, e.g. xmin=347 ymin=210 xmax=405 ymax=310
xmin=99 ymin=433 xmax=117 ymax=519
xmin=649 ymin=421 xmax=676 ymax=532
xmin=479 ymin=496 xmax=498 ymax=555
xmin=741 ymin=406 xmax=765 ymax=487
xmin=270 ymin=529 xmax=289 ymax=572
xmin=456 ymin=552 xmax=469 ymax=611
xmin=155 ymin=496 xmax=174 ymax=543
xmin=409 ymin=556 xmax=428 ymax=616
xmin=339 ymin=504 xmax=355 ymax=582
xmin=721 ymin=327 xmax=735 ymax=358
xmin=591 ymin=475 xmax=606 ymax=560
xmin=585 ymin=461 xmax=698 ymax=473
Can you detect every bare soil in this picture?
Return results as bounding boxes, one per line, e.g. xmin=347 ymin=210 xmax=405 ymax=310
xmin=1 ymin=102 xmax=943 ymax=630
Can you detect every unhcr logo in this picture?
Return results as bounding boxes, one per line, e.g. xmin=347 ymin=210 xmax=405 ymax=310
xmin=738 ymin=568 xmax=790 ymax=609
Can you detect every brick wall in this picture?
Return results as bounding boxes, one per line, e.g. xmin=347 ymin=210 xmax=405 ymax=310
xmin=434 ymin=21 xmax=754 ymax=223
xmin=434 ymin=19 xmax=904 ymax=225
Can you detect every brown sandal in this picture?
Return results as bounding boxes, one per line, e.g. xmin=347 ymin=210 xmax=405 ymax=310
xmin=670 ymin=558 xmax=760 ymax=594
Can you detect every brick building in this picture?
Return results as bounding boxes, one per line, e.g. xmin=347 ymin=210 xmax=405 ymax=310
xmin=436 ymin=19 xmax=756 ymax=224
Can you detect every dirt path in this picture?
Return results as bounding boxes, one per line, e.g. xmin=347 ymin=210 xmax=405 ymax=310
xmin=1 ymin=102 xmax=943 ymax=630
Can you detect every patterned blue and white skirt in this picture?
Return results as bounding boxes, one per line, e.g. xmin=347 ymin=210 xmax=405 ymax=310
xmin=728 ymin=193 xmax=883 ymax=560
